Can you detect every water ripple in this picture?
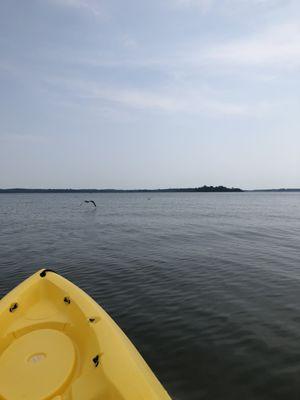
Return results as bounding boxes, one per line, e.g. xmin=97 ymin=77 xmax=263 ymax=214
xmin=1 ymin=192 xmax=300 ymax=399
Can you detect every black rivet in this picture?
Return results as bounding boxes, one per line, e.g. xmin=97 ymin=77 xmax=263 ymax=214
xmin=92 ymin=354 xmax=99 ymax=367
xmin=64 ymin=296 xmax=71 ymax=304
xmin=9 ymin=303 xmax=18 ymax=313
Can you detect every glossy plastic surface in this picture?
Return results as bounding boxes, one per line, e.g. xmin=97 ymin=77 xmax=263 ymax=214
xmin=0 ymin=270 xmax=171 ymax=400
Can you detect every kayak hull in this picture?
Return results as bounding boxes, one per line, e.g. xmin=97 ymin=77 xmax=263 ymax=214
xmin=0 ymin=270 xmax=171 ymax=400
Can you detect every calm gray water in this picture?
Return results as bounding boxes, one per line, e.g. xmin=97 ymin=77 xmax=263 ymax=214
xmin=1 ymin=192 xmax=300 ymax=399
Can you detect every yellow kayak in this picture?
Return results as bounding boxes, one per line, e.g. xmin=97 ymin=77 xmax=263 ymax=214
xmin=0 ymin=269 xmax=171 ymax=400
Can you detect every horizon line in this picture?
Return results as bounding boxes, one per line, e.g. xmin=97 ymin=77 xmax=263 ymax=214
xmin=1 ymin=186 xmax=300 ymax=193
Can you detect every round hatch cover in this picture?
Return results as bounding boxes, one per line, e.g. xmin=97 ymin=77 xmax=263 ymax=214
xmin=0 ymin=329 xmax=75 ymax=400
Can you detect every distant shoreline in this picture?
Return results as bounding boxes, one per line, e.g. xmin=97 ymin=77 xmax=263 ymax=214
xmin=1 ymin=187 xmax=300 ymax=194
xmin=251 ymin=189 xmax=300 ymax=192
xmin=0 ymin=186 xmax=243 ymax=193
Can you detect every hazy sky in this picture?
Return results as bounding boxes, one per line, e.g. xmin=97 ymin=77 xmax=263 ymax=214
xmin=1 ymin=0 xmax=299 ymax=189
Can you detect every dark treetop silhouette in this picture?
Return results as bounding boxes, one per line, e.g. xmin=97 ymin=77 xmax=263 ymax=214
xmin=0 ymin=186 xmax=243 ymax=193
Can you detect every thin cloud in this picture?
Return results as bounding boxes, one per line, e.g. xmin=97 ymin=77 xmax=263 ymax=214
xmin=173 ymin=0 xmax=213 ymax=13
xmin=46 ymin=0 xmax=102 ymax=16
xmin=171 ymin=0 xmax=291 ymax=12
xmin=44 ymin=75 xmax=272 ymax=117
xmin=54 ymin=18 xmax=300 ymax=75
xmin=121 ymin=35 xmax=138 ymax=50
xmin=0 ymin=133 xmax=48 ymax=144
xmin=205 ymin=22 xmax=300 ymax=69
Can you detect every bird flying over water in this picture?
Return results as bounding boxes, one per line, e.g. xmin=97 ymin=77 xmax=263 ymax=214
xmin=83 ymin=200 xmax=96 ymax=207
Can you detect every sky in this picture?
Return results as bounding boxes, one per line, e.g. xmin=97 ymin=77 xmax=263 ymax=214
xmin=0 ymin=0 xmax=300 ymax=189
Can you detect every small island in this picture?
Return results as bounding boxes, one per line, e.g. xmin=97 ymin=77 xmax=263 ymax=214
xmin=0 ymin=186 xmax=243 ymax=193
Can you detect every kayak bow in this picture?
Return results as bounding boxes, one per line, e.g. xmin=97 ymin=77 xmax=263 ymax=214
xmin=0 ymin=269 xmax=171 ymax=400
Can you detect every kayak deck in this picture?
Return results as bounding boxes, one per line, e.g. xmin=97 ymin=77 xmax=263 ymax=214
xmin=0 ymin=270 xmax=171 ymax=400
